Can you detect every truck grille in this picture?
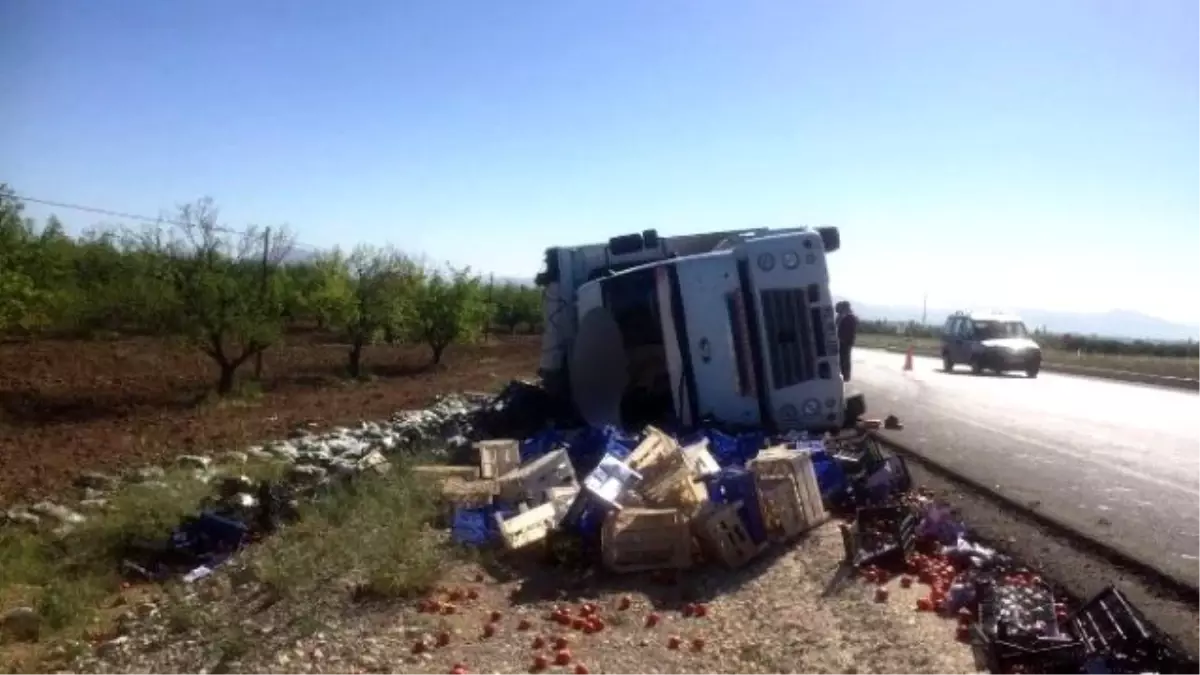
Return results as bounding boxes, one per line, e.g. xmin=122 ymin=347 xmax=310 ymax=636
xmin=759 ymin=288 xmax=820 ymax=389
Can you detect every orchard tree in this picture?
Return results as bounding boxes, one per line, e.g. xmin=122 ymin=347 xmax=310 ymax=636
xmin=319 ymin=245 xmax=423 ymax=377
xmin=413 ymin=267 xmax=488 ymax=365
xmin=153 ymin=198 xmax=294 ymax=395
xmin=490 ymin=282 xmax=539 ymax=334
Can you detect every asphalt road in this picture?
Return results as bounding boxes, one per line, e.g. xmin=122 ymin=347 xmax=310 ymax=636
xmin=850 ymin=348 xmax=1200 ymax=585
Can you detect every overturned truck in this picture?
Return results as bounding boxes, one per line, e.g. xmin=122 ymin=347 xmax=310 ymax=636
xmin=534 ymin=225 xmax=863 ymax=434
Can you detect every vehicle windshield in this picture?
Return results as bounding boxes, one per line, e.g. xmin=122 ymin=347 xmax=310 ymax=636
xmin=974 ymin=320 xmax=1029 ymax=340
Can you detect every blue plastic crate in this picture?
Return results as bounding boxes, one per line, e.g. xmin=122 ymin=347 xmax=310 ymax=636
xmin=810 ymin=451 xmax=848 ymax=501
xmin=520 ymin=429 xmax=564 ymax=464
xmin=702 ymin=468 xmax=768 ymax=544
xmin=451 ymin=505 xmax=512 ymax=547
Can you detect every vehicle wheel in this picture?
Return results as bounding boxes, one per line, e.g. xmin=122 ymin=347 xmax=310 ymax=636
xmin=970 ymin=358 xmax=983 ymax=375
xmin=942 ymin=353 xmax=954 ymax=372
xmin=1026 ymin=366 xmax=1039 ymax=378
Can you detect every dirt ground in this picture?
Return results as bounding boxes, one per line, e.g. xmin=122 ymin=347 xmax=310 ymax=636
xmin=60 ymin=523 xmax=977 ymax=675
xmin=0 ymin=333 xmax=542 ymax=508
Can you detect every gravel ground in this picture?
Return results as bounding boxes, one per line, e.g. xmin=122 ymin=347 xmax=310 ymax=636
xmin=60 ymin=523 xmax=976 ymax=675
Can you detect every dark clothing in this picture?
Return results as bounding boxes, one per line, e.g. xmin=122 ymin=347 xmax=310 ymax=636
xmin=836 ymin=311 xmax=858 ymax=382
xmin=836 ymin=312 xmax=858 ymax=346
xmin=839 ymin=347 xmax=852 ymax=382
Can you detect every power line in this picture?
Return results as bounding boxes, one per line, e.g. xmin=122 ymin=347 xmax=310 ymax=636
xmin=12 ymin=193 xmax=323 ymax=252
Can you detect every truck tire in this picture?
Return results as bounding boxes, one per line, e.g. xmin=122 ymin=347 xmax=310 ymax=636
xmin=942 ymin=353 xmax=954 ymax=372
xmin=970 ymin=357 xmax=984 ymax=375
xmin=817 ymin=226 xmax=840 ymax=253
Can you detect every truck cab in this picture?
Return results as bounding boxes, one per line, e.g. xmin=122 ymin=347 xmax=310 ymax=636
xmin=547 ymin=228 xmax=845 ymax=433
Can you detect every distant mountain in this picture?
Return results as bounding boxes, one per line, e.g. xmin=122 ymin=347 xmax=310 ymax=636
xmin=843 ymin=300 xmax=1199 ymax=342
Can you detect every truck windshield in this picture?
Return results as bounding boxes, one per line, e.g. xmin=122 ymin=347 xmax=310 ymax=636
xmin=974 ymin=320 xmax=1029 ymax=340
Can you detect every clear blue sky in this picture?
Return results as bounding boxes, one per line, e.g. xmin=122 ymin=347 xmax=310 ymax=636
xmin=5 ymin=0 xmax=1197 ymax=323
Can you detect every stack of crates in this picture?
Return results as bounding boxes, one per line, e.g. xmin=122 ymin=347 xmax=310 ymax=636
xmin=600 ymin=507 xmax=693 ymax=573
xmin=476 ymin=439 xmax=521 ymax=479
xmin=693 ymin=500 xmax=764 ymax=569
xmin=749 ymin=446 xmax=828 ymax=542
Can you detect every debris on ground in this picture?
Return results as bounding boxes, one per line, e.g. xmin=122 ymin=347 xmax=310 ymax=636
xmin=4 ymin=379 xmax=1196 ymax=674
xmin=415 ymin=383 xmax=1195 ymax=675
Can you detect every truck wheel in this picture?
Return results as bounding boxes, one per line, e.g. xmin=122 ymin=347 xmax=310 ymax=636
xmin=942 ymin=353 xmax=954 ymax=372
xmin=970 ymin=358 xmax=984 ymax=375
xmin=1026 ymin=366 xmax=1039 ymax=378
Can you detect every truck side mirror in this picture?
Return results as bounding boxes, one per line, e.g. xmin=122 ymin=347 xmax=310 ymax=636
xmin=817 ymin=226 xmax=840 ymax=253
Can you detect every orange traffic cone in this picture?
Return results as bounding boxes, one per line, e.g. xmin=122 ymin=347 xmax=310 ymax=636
xmin=903 ymin=346 xmax=914 ymax=371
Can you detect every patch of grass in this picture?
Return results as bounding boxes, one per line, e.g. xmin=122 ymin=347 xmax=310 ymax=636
xmin=0 ymin=468 xmax=213 ymax=645
xmin=250 ymin=463 xmax=444 ymax=601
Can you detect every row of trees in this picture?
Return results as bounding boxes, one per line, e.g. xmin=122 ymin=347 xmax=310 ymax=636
xmin=857 ymin=318 xmax=1199 ymax=359
xmin=0 ymin=186 xmax=544 ymax=393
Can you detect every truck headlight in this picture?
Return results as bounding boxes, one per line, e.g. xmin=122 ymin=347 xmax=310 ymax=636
xmin=802 ymin=398 xmax=821 ymax=416
xmin=782 ymin=251 xmax=800 ymax=269
xmin=757 ymin=253 xmax=775 ymax=271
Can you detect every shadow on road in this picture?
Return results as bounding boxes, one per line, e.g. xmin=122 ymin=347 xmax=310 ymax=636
xmin=940 ymin=369 xmax=1033 ymax=379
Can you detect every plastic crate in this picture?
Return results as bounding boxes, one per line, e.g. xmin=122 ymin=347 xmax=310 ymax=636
xmin=476 ymin=439 xmax=521 ymax=479
xmin=601 ymin=507 xmax=693 ymax=574
xmin=681 ymin=439 xmax=721 ymax=478
xmin=971 ymin=579 xmax=1083 ymax=674
xmin=493 ymin=501 xmax=565 ymax=550
xmin=1070 ymin=586 xmax=1196 ymax=674
xmin=693 ymin=501 xmax=765 ymax=569
xmin=583 ymin=452 xmax=641 ymax=508
xmin=839 ymin=504 xmax=919 ymax=568
xmin=702 ymin=468 xmax=768 ymax=544
xmin=832 ymin=434 xmax=887 ymax=478
xmin=497 ymin=449 xmax=577 ymax=505
xmin=858 ymin=455 xmax=913 ymax=503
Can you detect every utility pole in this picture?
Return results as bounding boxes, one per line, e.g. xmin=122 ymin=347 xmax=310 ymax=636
xmin=255 ymin=227 xmax=271 ymax=380
xmin=921 ymin=292 xmax=928 ymax=326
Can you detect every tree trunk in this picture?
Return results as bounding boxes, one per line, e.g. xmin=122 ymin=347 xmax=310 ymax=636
xmin=431 ymin=342 xmax=447 ymax=365
xmin=349 ymin=339 xmax=364 ymax=377
xmin=217 ymin=362 xmax=237 ymax=395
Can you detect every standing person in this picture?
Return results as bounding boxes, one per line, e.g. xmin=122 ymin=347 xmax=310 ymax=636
xmin=835 ymin=301 xmax=858 ymax=381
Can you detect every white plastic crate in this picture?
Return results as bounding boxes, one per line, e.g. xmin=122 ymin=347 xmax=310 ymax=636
xmin=584 ymin=453 xmax=642 ymax=508
xmin=476 ymin=439 xmax=521 ymax=479
xmin=493 ymin=501 xmax=565 ymax=550
xmin=681 ymin=439 xmax=721 ymax=478
xmin=497 ymin=449 xmax=577 ymax=505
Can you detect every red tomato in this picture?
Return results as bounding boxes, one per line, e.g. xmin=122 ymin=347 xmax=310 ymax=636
xmin=555 ymin=649 xmax=572 ymax=666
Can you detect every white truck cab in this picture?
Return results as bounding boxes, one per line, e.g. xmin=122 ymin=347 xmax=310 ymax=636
xmin=537 ymin=227 xmax=846 ymax=433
